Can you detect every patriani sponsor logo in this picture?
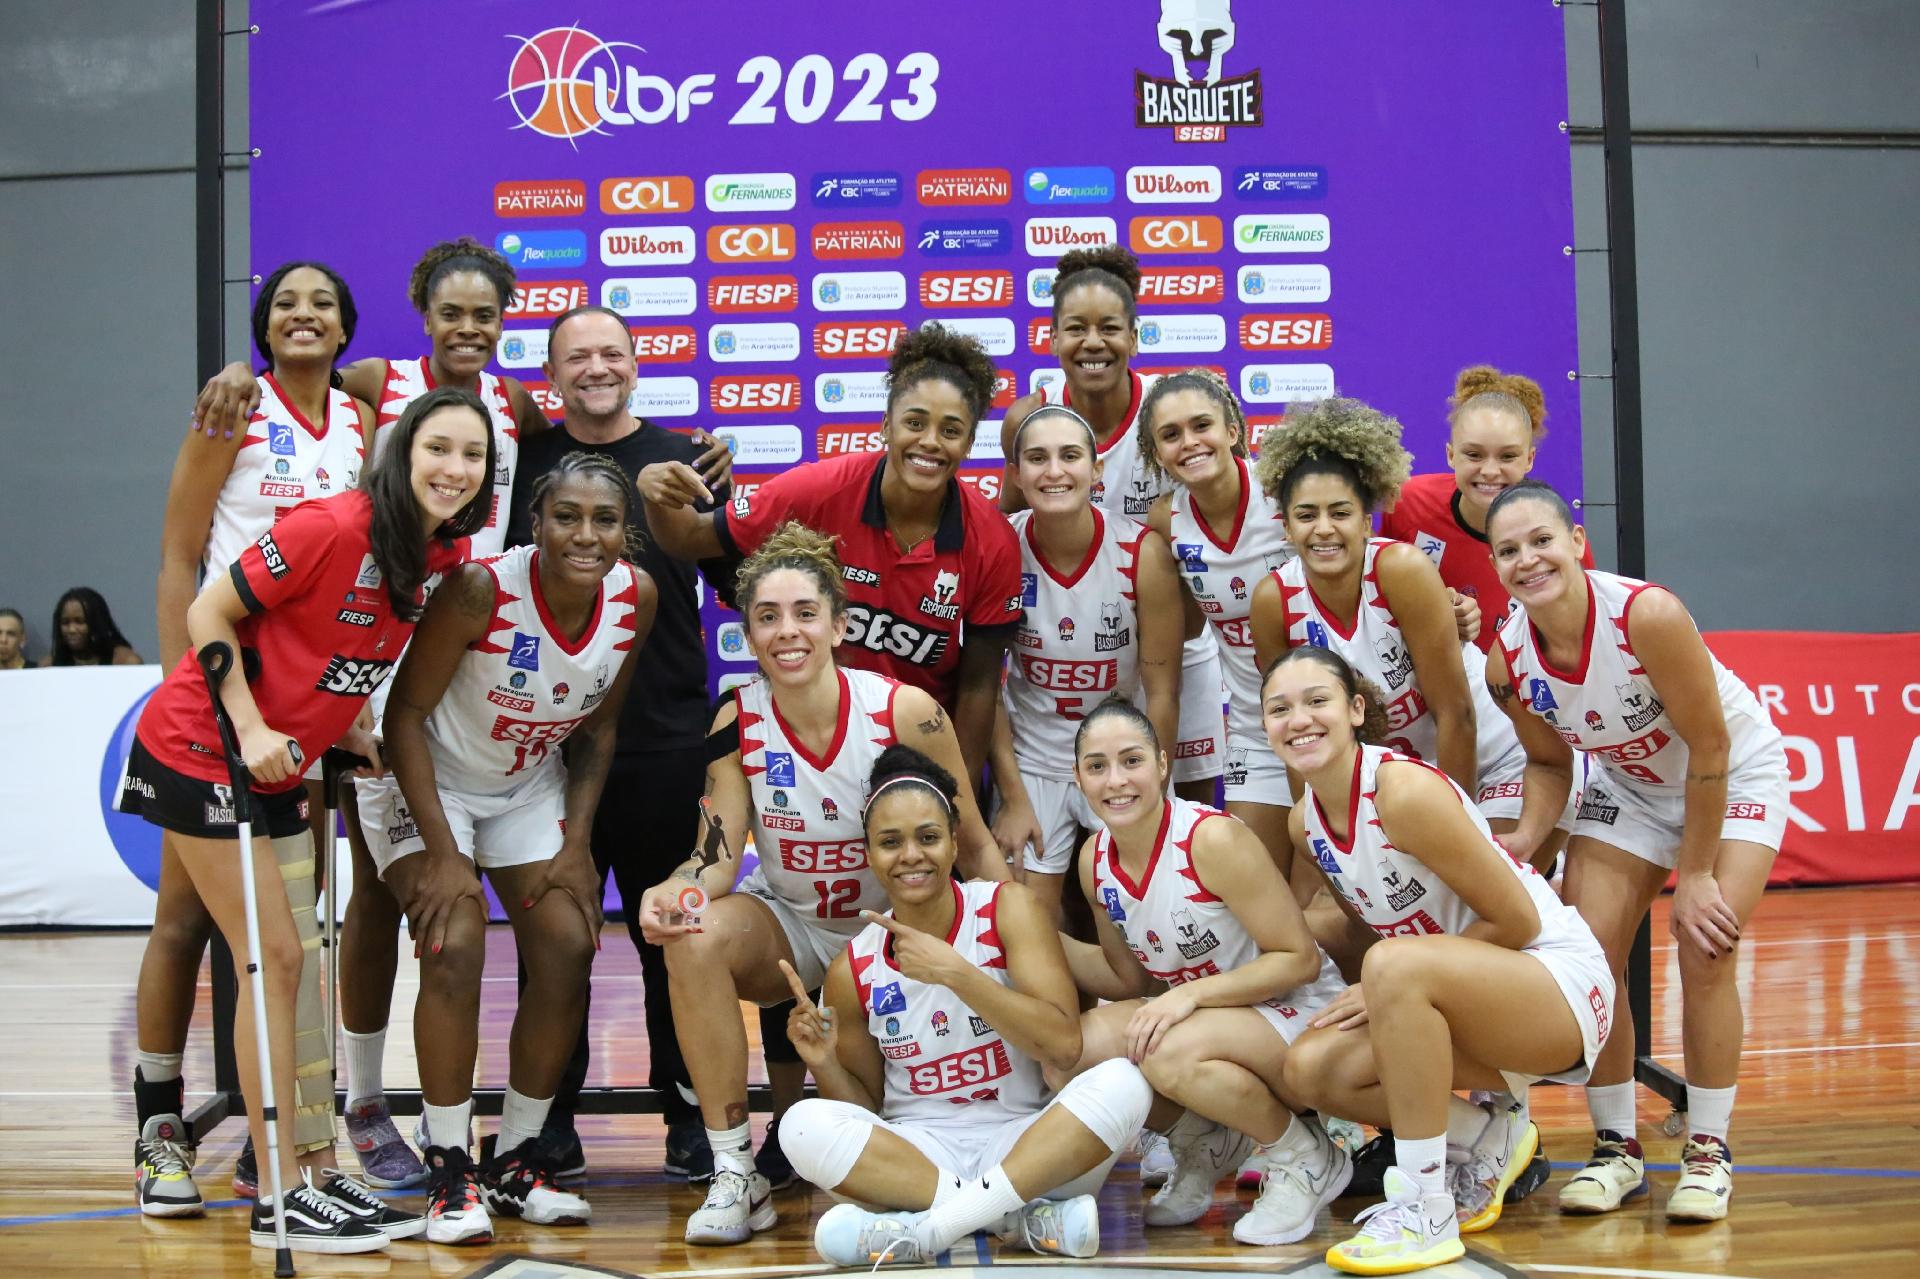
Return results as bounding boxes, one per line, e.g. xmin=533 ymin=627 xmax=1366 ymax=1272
xmin=602 ymin=275 xmax=699 ymax=315
xmin=494 ymin=180 xmax=586 ymax=217
xmin=705 ymin=171 xmax=797 ymax=211
xmin=812 ymin=220 xmax=906 ymax=259
xmin=917 ymin=167 xmax=1012 ymax=205
xmin=1125 ymin=164 xmax=1222 ymax=203
xmin=1234 ymin=214 xmax=1330 ymax=253
xmin=1136 ymin=1 xmax=1264 ymax=142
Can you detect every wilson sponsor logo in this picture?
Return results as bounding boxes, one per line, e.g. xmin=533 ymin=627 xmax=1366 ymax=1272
xmin=1138 ymin=266 xmax=1225 ymax=304
xmin=1239 ymin=313 xmax=1334 ymax=351
xmin=917 ymin=167 xmax=1012 ymax=205
xmin=920 ymin=270 xmax=1015 ymax=308
xmin=814 ymin=321 xmax=907 ymax=359
xmin=495 ymin=179 xmax=586 ymax=217
xmin=707 ymin=274 xmax=799 ymax=313
xmin=599 ymin=226 xmax=696 ymax=266
xmin=507 ymin=280 xmax=589 ymax=320
xmin=628 ymin=325 xmax=697 ymax=363
xmin=711 ymin=375 xmax=802 ymax=414
xmin=812 ymin=220 xmax=905 ymax=260
xmin=707 ymin=223 xmax=797 ymax=264
xmin=1130 ymin=215 xmax=1223 ymax=254
xmin=1024 ymin=216 xmax=1118 ymax=256
xmin=597 ymin=175 xmax=694 ymax=214
xmin=1125 ymin=165 xmax=1223 ymax=203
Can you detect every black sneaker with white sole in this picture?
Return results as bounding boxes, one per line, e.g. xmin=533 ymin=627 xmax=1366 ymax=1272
xmin=249 ymin=1182 xmax=388 ymax=1254
xmin=479 ymin=1133 xmax=592 ymax=1225
xmin=313 ymin=1168 xmax=428 ymax=1240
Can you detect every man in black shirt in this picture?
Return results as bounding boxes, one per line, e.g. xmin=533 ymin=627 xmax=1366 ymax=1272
xmin=506 ymin=306 xmax=737 ymax=1180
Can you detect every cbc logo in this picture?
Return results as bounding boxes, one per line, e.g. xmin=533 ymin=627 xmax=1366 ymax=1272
xmin=1130 ymin=215 xmax=1223 ymax=254
xmin=708 ymin=223 xmax=796 ymax=263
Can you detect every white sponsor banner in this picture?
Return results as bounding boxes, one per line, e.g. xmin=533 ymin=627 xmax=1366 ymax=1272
xmin=1024 ymin=216 xmax=1117 ymax=257
xmin=930 ymin=316 xmax=1016 ymax=357
xmin=1026 ymin=267 xmax=1056 ymax=307
xmin=600 ymin=225 xmax=698 ymax=265
xmin=704 ymin=171 xmax=798 ymax=211
xmin=1125 ymin=164 xmax=1223 ymax=203
xmin=814 ymin=371 xmax=891 ymax=413
xmin=710 ymin=424 xmax=804 ymax=464
xmin=602 ymin=276 xmax=700 ymax=315
xmin=1237 ymin=264 xmax=1332 ymax=303
xmin=496 ymin=330 xmax=550 ymax=368
xmin=1233 ymin=214 xmax=1331 ymax=254
xmin=810 ymin=271 xmax=908 ymax=311
xmin=1240 ymin=363 xmax=1337 ymax=403
xmin=707 ymin=322 xmax=802 ymax=362
xmin=1135 ymin=313 xmax=1227 ymax=354
xmin=630 ymin=376 xmax=702 ymax=417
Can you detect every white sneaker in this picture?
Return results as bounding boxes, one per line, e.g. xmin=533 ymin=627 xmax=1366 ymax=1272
xmin=1138 ymin=1129 xmax=1175 ymax=1187
xmin=814 ymin=1202 xmax=928 ymax=1267
xmin=1003 ymin=1195 xmax=1100 ymax=1258
xmin=1233 ymin=1117 xmax=1353 ymax=1246
xmin=1144 ymin=1118 xmax=1253 ymax=1227
xmin=1558 ymin=1130 xmax=1649 ymax=1215
xmin=685 ymin=1168 xmax=776 ymax=1245
xmin=1325 ymin=1167 xmax=1463 ymax=1275
xmin=1449 ymin=1099 xmax=1538 ymax=1233
xmin=1666 ymin=1134 xmax=1733 ymax=1222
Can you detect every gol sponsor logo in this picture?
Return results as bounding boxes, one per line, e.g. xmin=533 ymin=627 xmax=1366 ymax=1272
xmin=629 ymin=325 xmax=697 ymax=364
xmin=600 ymin=226 xmax=696 ymax=266
xmin=1124 ymin=165 xmax=1222 ymax=204
xmin=815 ymin=321 xmax=907 ymax=359
xmin=711 ymin=374 xmax=802 ymax=414
xmin=707 ymin=223 xmax=797 ymax=264
xmin=817 ymin=423 xmax=887 ymax=456
xmin=919 ymin=270 xmax=1014 ymax=308
xmin=1239 ymin=313 xmax=1334 ymax=351
xmin=708 ymin=274 xmax=799 ymax=313
xmin=917 ymin=168 xmax=1012 ymax=205
xmin=1028 ymin=318 xmax=1054 ymax=355
xmin=507 ymin=280 xmax=589 ymax=319
xmin=598 ymin=175 xmax=694 ymax=214
xmin=1138 ymin=266 xmax=1225 ymax=305
xmin=1025 ymin=217 xmax=1117 ymax=256
xmin=495 ymin=180 xmax=586 ymax=217
xmin=1130 ymin=215 xmax=1223 ymax=254
xmin=813 ymin=221 xmax=905 ymax=260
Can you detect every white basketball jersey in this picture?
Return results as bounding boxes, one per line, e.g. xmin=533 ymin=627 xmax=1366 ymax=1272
xmin=203 ymin=375 xmax=366 ymax=579
xmin=423 ymin=545 xmax=639 ymax=796
xmin=1168 ymin=458 xmax=1294 ymax=741
xmin=736 ymin=667 xmax=899 ymax=935
xmin=1090 ymin=797 xmax=1344 ymax=1027
xmin=850 ymin=880 xmax=1052 ymax=1128
xmin=374 ymin=357 xmax=520 ymax=557
xmin=1302 ymin=745 xmax=1595 ymax=952
xmin=1005 ymin=508 xmax=1151 ymax=778
xmin=1042 ymin=370 xmax=1160 ymax=520
xmin=1497 ymin=570 xmax=1779 ymax=794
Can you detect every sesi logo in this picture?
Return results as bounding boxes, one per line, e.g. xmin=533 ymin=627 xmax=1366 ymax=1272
xmin=917 ymin=168 xmax=1012 ymax=205
xmin=1239 ymin=313 xmax=1334 ymax=351
xmin=507 ymin=280 xmax=589 ymax=320
xmin=919 ymin=270 xmax=1014 ymax=308
xmin=1138 ymin=266 xmax=1225 ymax=304
xmin=495 ymin=180 xmax=586 ymax=217
xmin=1028 ymin=318 xmax=1053 ymax=355
xmin=519 ymin=380 xmax=564 ymax=417
xmin=707 ymin=223 xmax=796 ymax=263
xmin=1130 ymin=215 xmax=1223 ymax=254
xmin=905 ymin=1041 xmax=1013 ymax=1095
xmin=812 ymin=221 xmax=906 ymax=259
xmin=708 ymin=274 xmax=798 ymax=312
xmin=814 ymin=321 xmax=907 ymax=359
xmin=628 ymin=325 xmax=697 ymax=363
xmin=776 ymin=838 xmax=870 ymax=873
xmin=817 ymin=424 xmax=887 ymax=456
xmin=711 ymin=375 xmax=802 ymax=414
xmin=315 ymin=656 xmax=394 ymax=697
xmin=598 ymin=175 xmax=694 ymax=214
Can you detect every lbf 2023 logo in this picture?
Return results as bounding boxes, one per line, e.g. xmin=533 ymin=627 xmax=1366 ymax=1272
xmin=503 ymin=27 xmax=712 ymax=146
xmin=1136 ymin=1 xmax=1263 ymax=142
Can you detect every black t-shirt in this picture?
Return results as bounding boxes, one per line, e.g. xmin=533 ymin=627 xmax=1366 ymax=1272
xmin=508 ymin=421 xmax=736 ymax=755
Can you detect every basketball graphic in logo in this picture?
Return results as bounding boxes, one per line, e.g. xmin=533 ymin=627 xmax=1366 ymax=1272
xmin=501 ymin=27 xmax=638 ymax=144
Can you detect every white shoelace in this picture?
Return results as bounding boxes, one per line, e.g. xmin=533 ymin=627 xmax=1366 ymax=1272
xmin=1350 ymin=1195 xmax=1420 ymax=1242
xmin=288 ymin=1183 xmax=355 ymax=1223
xmin=144 ymin=1136 xmax=193 ymax=1176
xmin=703 ymin=1169 xmax=751 ymax=1208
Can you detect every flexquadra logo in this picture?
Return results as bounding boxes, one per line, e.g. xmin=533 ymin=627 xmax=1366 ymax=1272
xmin=502 ymin=27 xmax=713 ymax=146
xmin=1136 ymin=1 xmax=1263 ymax=143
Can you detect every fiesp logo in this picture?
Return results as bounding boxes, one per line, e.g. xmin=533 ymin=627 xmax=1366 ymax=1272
xmin=507 ymin=280 xmax=589 ymax=320
xmin=917 ymin=168 xmax=1012 ymax=205
xmin=1138 ymin=266 xmax=1225 ymax=305
xmin=816 ymin=423 xmax=887 ymax=456
xmin=495 ymin=180 xmax=586 ymax=217
xmin=919 ymin=270 xmax=1015 ymax=308
xmin=711 ymin=375 xmax=802 ymax=414
xmin=812 ymin=221 xmax=906 ymax=260
xmin=1028 ymin=318 xmax=1053 ymax=355
xmin=707 ymin=223 xmax=797 ymax=264
xmin=628 ymin=325 xmax=697 ymax=363
xmin=1124 ymin=165 xmax=1222 ymax=203
xmin=1130 ymin=215 xmax=1223 ymax=254
xmin=708 ymin=274 xmax=799 ymax=313
xmin=1239 ymin=313 xmax=1334 ymax=351
xmin=814 ymin=321 xmax=907 ymax=359
xmin=598 ymin=175 xmax=695 ymax=214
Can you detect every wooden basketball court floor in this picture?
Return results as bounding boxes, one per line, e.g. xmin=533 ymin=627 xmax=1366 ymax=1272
xmin=3 ymin=885 xmax=1916 ymax=1277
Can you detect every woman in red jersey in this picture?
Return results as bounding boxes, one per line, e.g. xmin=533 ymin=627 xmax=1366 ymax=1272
xmin=116 ymin=387 xmax=493 ymax=1256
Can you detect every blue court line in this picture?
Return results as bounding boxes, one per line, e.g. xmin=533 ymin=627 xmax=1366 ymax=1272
xmin=1550 ymin=1160 xmax=1920 ymax=1180
xmin=975 ymin=1231 xmax=993 ymax=1265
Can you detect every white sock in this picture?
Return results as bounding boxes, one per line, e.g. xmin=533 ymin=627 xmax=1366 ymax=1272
xmin=423 ymin=1099 xmax=473 ymax=1153
xmin=1256 ymin=1112 xmax=1312 ymax=1160
xmin=1685 ymin=1083 xmax=1737 ymax=1144
xmin=931 ymin=1169 xmax=965 ymax=1207
xmin=1585 ymin=1082 xmax=1637 ymax=1140
xmin=1396 ymin=1134 xmax=1448 ymax=1201
xmin=707 ymin=1122 xmax=754 ymax=1177
xmin=1445 ymin=1094 xmax=1492 ymax=1152
xmin=342 ymin=1028 xmax=387 ymax=1109
xmin=915 ymin=1162 xmax=1026 ymax=1255
xmin=1165 ymin=1108 xmax=1216 ymax=1142
xmin=498 ymin=1086 xmax=553 ymax=1156
xmin=136 ymin=1051 xmax=184 ymax=1083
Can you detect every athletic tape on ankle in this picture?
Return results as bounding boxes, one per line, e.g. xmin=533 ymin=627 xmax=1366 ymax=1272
xmin=274 ymin=833 xmax=335 ymax=1152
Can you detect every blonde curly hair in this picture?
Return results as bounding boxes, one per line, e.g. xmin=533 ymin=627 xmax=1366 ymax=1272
xmin=1252 ymin=396 xmax=1411 ymax=513
xmin=1448 ymin=364 xmax=1548 ymax=441
xmin=735 ymin=521 xmax=848 ymax=618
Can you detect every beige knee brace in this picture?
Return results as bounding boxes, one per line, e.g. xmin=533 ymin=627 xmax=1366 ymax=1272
xmin=273 ymin=833 xmax=335 ymax=1154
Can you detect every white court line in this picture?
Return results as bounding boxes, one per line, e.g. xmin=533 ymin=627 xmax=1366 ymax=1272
xmin=1742 ymin=1038 xmax=1920 ymax=1057
xmin=1650 ymin=929 xmax=1920 ymax=952
xmin=1530 ymin=1266 xmax=1769 ymax=1279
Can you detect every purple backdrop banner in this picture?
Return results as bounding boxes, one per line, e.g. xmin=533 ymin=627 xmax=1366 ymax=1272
xmin=252 ymin=0 xmax=1579 ymax=695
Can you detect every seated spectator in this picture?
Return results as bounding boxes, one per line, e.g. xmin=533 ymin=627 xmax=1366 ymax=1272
xmin=44 ymin=587 xmax=143 ymax=666
xmin=0 ymin=608 xmax=27 ymax=669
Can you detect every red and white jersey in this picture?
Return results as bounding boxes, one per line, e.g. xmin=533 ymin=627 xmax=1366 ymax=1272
xmin=1091 ymin=797 xmax=1344 ymax=1023
xmin=1497 ymin=570 xmax=1779 ymax=794
xmin=1041 ymin=370 xmax=1161 ymax=520
xmin=1303 ymin=745 xmax=1594 ymax=949
xmin=1005 ymin=508 xmax=1150 ymax=778
xmin=422 ymin=545 xmax=639 ymax=796
xmin=736 ymin=667 xmax=899 ymax=935
xmin=1169 ymin=457 xmax=1294 ymax=740
xmin=850 ymin=880 xmax=1051 ymax=1128
xmin=203 ymin=374 xmax=366 ymax=579
xmin=374 ymin=358 xmax=519 ymax=557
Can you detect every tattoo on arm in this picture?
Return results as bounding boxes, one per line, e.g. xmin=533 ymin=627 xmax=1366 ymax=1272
xmin=674 ymin=790 xmax=732 ymax=883
xmin=1488 ymin=681 xmax=1514 ymax=706
xmin=917 ymin=705 xmax=947 ymax=737
xmin=1688 ymin=769 xmax=1728 ymax=785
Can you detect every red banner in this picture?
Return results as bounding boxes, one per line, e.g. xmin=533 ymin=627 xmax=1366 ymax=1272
xmin=1703 ymin=631 xmax=1920 ymax=886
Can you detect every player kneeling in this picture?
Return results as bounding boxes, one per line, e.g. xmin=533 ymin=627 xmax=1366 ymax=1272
xmin=782 ymin=746 xmax=1151 ymax=1267
xmin=1054 ymin=697 xmax=1350 ymax=1245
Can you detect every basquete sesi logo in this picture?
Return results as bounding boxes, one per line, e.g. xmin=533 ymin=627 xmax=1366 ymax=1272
xmin=1135 ymin=1 xmax=1263 ymax=142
